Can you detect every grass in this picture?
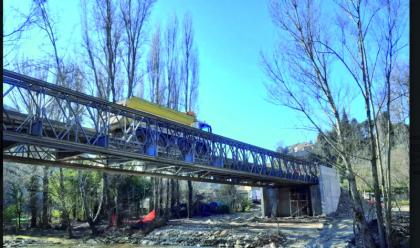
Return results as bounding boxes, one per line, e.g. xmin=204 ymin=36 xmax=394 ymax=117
xmin=392 ymin=199 xmax=409 ymax=207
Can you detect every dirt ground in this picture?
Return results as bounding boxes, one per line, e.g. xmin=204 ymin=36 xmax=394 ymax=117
xmin=3 ymin=208 xmax=355 ymax=248
xmin=5 ymin=189 xmax=410 ymax=247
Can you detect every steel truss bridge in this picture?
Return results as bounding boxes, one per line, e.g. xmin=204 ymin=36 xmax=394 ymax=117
xmin=3 ymin=70 xmax=320 ymax=187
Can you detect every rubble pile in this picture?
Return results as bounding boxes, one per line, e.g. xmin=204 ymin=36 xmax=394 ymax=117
xmin=78 ymin=215 xmax=289 ymax=247
xmin=391 ymin=211 xmax=409 ymax=247
xmin=4 ymin=205 xmax=360 ymax=247
xmin=140 ymin=229 xmax=287 ymax=247
xmin=3 ymin=237 xmax=66 ymax=248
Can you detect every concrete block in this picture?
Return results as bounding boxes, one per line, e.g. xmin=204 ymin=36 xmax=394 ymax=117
xmin=278 ymin=188 xmax=291 ymax=217
xmin=262 ymin=187 xmax=291 ymax=217
xmin=310 ymin=185 xmax=322 ymax=216
xmin=318 ymin=165 xmax=341 ymax=214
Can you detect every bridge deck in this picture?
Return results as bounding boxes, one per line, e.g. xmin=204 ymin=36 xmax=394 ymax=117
xmin=3 ymin=70 xmax=320 ymax=187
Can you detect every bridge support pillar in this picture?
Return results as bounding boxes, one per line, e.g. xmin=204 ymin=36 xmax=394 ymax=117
xmin=314 ymin=165 xmax=341 ymax=215
xmin=261 ymin=166 xmax=340 ymax=217
xmin=310 ymin=185 xmax=322 ymax=215
xmin=262 ymin=187 xmax=291 ymax=217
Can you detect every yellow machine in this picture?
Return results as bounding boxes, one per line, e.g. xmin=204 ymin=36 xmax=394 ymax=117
xmin=118 ymin=97 xmax=212 ymax=132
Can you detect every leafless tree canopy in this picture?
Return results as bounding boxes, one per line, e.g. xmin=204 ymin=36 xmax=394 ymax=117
xmin=263 ymin=0 xmax=408 ymax=247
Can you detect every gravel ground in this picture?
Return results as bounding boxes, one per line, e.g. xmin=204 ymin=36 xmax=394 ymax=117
xmin=3 ymin=189 xmax=409 ymax=248
xmin=4 ymin=191 xmax=361 ymax=248
xmin=3 ymin=210 xmax=356 ymax=248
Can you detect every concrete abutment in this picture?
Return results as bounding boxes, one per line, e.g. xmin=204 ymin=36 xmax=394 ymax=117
xmin=261 ymin=165 xmax=340 ymax=217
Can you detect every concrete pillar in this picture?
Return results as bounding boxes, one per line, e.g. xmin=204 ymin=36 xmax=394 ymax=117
xmin=309 ymin=165 xmax=341 ymax=215
xmin=277 ymin=188 xmax=291 ymax=217
xmin=262 ymin=187 xmax=291 ymax=217
xmin=262 ymin=187 xmax=272 ymax=217
xmin=310 ymin=185 xmax=322 ymax=216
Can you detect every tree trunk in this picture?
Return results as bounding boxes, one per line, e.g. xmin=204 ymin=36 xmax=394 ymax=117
xmin=165 ymin=179 xmax=170 ymax=217
xmin=116 ymin=178 xmax=124 ymax=227
xmin=170 ymin=179 xmax=175 ymax=216
xmin=17 ymin=209 xmax=21 ymax=230
xmin=187 ymin=180 xmax=193 ymax=218
xmin=159 ymin=178 xmax=163 ymax=216
xmin=365 ymin=101 xmax=387 ymax=248
xmin=345 ymin=166 xmax=376 ymax=247
xmin=175 ymin=180 xmax=180 ymax=217
xmin=59 ymin=168 xmax=73 ymax=238
xmin=150 ymin=177 xmax=155 ymax=211
xmin=78 ymin=171 xmax=97 ymax=235
xmin=154 ymin=178 xmax=159 ymax=214
xmin=81 ymin=191 xmax=97 ymax=235
xmin=103 ymin=172 xmax=114 ymax=227
xmin=29 ymin=175 xmax=38 ymax=228
xmin=42 ymin=167 xmax=49 ymax=228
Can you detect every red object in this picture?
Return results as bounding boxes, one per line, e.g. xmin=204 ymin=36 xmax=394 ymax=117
xmin=141 ymin=210 xmax=156 ymax=223
xmin=122 ymin=209 xmax=157 ymax=225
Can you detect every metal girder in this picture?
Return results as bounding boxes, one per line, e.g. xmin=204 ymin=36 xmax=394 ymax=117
xmin=3 ymin=156 xmax=276 ymax=187
xmin=3 ymin=70 xmax=320 ymax=186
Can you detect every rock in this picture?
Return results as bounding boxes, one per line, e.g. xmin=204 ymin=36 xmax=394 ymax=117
xmin=86 ymin=239 xmax=98 ymax=245
xmin=220 ymin=230 xmax=228 ymax=236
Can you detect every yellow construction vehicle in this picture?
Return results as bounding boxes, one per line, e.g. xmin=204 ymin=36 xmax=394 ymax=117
xmin=117 ymin=97 xmax=212 ymax=132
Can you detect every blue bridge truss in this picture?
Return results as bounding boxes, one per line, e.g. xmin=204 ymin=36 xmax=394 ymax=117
xmin=3 ymin=70 xmax=320 ymax=187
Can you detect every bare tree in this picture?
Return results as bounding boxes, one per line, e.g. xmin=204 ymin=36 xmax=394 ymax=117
xmin=178 ymin=13 xmax=200 ymax=218
xmin=120 ymin=0 xmax=156 ymax=99
xmin=378 ymin=1 xmax=408 ymax=246
xmin=99 ymin=0 xmax=122 ymax=103
xmin=189 ymin=50 xmax=200 ymax=113
xmin=181 ymin=13 xmax=194 ymax=112
xmin=164 ymin=15 xmax=181 ymax=109
xmin=41 ymin=166 xmax=50 ymax=228
xmin=3 ymin=1 xmax=37 ymax=64
xmin=81 ymin=0 xmax=125 ymax=227
xmin=315 ymin=1 xmax=407 ymax=246
xmin=261 ymin=1 xmax=375 ymax=246
xmin=81 ymin=0 xmax=122 ymax=102
xmin=81 ymin=0 xmax=106 ymax=100
xmin=78 ymin=170 xmax=103 ymax=235
xmin=59 ymin=168 xmax=73 ymax=237
xmin=147 ymin=26 xmax=165 ymax=105
xmin=34 ymin=0 xmax=64 ymax=83
xmin=26 ymin=167 xmax=40 ymax=228
xmin=31 ymin=0 xmax=67 ymax=231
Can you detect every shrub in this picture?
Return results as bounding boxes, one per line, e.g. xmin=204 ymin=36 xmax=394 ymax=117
xmin=3 ymin=204 xmax=17 ymax=224
xmin=51 ymin=209 xmax=61 ymax=219
xmin=239 ymin=197 xmax=253 ymax=212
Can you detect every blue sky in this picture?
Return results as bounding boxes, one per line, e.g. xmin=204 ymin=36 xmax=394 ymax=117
xmin=3 ymin=0 xmax=409 ymax=151
xmin=148 ymin=1 xmax=314 ymax=149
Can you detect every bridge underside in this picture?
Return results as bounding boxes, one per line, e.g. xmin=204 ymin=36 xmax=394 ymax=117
xmin=3 ymin=133 xmax=308 ymax=188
